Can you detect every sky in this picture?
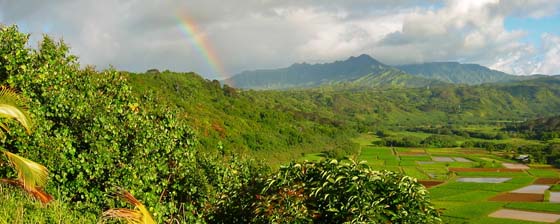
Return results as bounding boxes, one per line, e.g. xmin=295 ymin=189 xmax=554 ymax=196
xmin=1 ymin=0 xmax=559 ymax=79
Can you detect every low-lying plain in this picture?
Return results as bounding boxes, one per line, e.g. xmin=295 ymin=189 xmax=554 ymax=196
xmin=336 ymin=133 xmax=560 ymax=223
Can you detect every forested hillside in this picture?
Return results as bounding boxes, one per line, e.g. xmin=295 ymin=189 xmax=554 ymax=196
xmin=129 ymin=71 xmax=560 ymax=164
xmin=127 ymin=72 xmax=360 ymax=164
xmin=505 ymin=115 xmax=560 ymax=140
xmin=396 ymin=62 xmax=520 ymax=84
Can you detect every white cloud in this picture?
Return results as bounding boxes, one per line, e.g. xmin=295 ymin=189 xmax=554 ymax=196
xmin=1 ymin=0 xmax=559 ymax=77
xmin=532 ymin=34 xmax=560 ymax=75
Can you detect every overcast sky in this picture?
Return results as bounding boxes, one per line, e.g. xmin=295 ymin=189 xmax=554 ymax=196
xmin=1 ymin=0 xmax=559 ymax=79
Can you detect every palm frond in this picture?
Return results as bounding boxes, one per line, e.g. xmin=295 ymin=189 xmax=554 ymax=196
xmin=1 ymin=149 xmax=48 ymax=191
xmin=102 ymin=208 xmax=144 ymax=224
xmin=0 ymin=178 xmax=53 ymax=203
xmin=0 ymin=86 xmax=31 ymax=134
xmin=102 ymin=189 xmax=156 ymax=224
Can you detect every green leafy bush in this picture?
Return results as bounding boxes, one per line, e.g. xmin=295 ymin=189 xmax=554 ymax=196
xmin=381 ymin=136 xmax=423 ymax=147
xmin=421 ymin=134 xmax=458 ymax=148
xmin=0 ymin=25 xmax=256 ymax=222
xmin=254 ymin=159 xmax=441 ymax=223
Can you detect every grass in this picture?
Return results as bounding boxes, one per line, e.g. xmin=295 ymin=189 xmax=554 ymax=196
xmin=0 ymin=185 xmax=97 ymax=224
xmin=504 ymin=176 xmax=536 ymax=184
xmin=394 ymin=148 xmax=412 ymax=152
xmin=384 ymin=159 xmax=400 ymax=166
xmin=299 ymin=152 xmax=325 ymax=162
xmin=547 ymin=138 xmax=560 ymax=144
xmin=550 ymin=184 xmax=560 ymax=191
xmin=379 ymin=166 xmax=401 ymax=172
xmin=440 ymin=201 xmax=504 ymax=219
xmin=363 ymin=159 xmax=384 ymax=166
xmin=402 ymin=167 xmax=429 ymax=179
xmin=437 ymin=190 xmax=499 ymax=202
xmin=504 ymin=202 xmax=560 ymax=213
xmin=442 ymin=182 xmax=527 ymax=192
xmin=430 ymin=188 xmax=472 ymax=200
xmin=446 ymin=162 xmax=476 ymax=168
xmin=399 ymin=155 xmax=432 ymax=161
xmin=454 ymin=171 xmax=529 ymax=177
xmin=351 ymin=133 xmax=380 ymax=146
xmin=527 ymin=169 xmax=559 ymax=178
xmin=398 ymin=160 xmax=418 ymax=166
xmin=387 ymin=131 xmax=432 ymax=139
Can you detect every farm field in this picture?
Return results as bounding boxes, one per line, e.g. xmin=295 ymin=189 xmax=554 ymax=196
xmin=352 ymin=133 xmax=560 ymax=223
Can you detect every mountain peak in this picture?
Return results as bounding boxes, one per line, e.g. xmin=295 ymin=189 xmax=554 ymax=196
xmin=346 ymin=54 xmax=378 ymax=64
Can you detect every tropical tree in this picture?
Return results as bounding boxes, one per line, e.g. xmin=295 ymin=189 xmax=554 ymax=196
xmin=102 ymin=189 xmax=155 ymax=224
xmin=0 ymin=86 xmax=51 ymax=203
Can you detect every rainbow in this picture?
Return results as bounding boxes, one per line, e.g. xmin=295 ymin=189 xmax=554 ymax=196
xmin=176 ymin=12 xmax=230 ymax=84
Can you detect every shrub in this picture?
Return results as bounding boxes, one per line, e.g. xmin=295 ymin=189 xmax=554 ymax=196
xmin=422 ymin=135 xmax=457 ymax=148
xmin=254 ymin=159 xmax=441 ymax=223
xmin=382 ymin=136 xmax=423 ymax=147
xmin=0 ymin=25 xmax=230 ymax=222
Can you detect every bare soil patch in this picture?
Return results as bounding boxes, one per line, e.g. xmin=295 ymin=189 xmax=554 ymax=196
xmin=456 ymin=177 xmax=511 ymax=183
xmin=433 ymin=156 xmax=454 ymax=162
xmin=502 ymin=163 xmax=530 ymax=169
xmin=489 ymin=209 xmax=560 ymax=223
xmin=449 ymin=168 xmax=524 ymax=172
xmin=452 ymin=157 xmax=471 ymax=162
xmin=534 ymin=178 xmax=560 ymax=185
xmin=550 ymin=192 xmax=560 ymax=203
xmin=418 ymin=180 xmax=444 ymax=188
xmin=408 ymin=148 xmax=427 ymax=153
xmin=511 ymin=185 xmax=550 ymax=194
xmin=489 ymin=193 xmax=543 ymax=202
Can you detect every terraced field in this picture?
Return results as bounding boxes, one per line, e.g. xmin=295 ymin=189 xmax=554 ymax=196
xmin=353 ymin=135 xmax=560 ymax=224
xmin=299 ymin=133 xmax=560 ymax=223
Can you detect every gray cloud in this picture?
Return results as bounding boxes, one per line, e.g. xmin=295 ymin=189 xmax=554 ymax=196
xmin=1 ymin=0 xmax=559 ymax=78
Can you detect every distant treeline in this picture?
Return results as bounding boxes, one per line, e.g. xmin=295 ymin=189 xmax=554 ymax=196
xmin=505 ymin=116 xmax=560 ymax=140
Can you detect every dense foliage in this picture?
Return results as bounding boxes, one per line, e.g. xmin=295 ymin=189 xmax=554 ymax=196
xmin=127 ymin=72 xmax=360 ymax=164
xmin=254 ymin=159 xmax=441 ymax=223
xmin=0 ymin=25 xmax=270 ymax=222
xmin=2 ymin=25 xmax=201 ymax=220
xmin=505 ymin=115 xmax=560 ymax=140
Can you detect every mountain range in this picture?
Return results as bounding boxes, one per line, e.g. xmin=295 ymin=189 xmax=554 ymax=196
xmin=224 ymin=54 xmax=544 ymax=90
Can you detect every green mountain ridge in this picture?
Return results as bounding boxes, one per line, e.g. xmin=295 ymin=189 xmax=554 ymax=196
xmin=225 ymin=54 xmax=440 ymax=89
xmin=225 ymin=54 xmax=549 ymax=89
xmin=343 ymin=68 xmax=446 ymax=88
xmin=396 ymin=62 xmax=520 ymax=84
